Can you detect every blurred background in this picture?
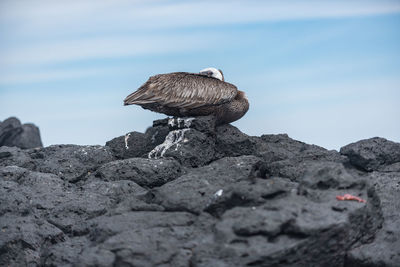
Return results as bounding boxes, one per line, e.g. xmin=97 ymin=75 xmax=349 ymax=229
xmin=0 ymin=0 xmax=399 ymax=150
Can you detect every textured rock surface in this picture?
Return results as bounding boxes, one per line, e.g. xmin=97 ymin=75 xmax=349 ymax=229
xmin=341 ymin=137 xmax=400 ymax=172
xmin=0 ymin=116 xmax=399 ymax=267
xmin=0 ymin=117 xmax=43 ymax=149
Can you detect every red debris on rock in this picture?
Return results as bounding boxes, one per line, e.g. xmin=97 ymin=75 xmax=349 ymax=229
xmin=336 ymin=194 xmax=366 ymax=203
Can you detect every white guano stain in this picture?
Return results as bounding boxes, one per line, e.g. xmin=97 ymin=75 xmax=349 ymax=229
xmin=214 ymin=189 xmax=223 ymax=197
xmin=168 ymin=117 xmax=195 ymax=129
xmin=125 ymin=133 xmax=131 ymax=150
xmin=148 ymin=129 xmax=189 ymax=159
xmin=151 ymin=130 xmax=158 ymax=143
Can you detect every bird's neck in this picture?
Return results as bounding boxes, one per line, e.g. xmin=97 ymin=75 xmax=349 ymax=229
xmin=236 ymin=90 xmax=248 ymax=101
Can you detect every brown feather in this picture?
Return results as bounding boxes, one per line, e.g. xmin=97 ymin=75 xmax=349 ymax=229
xmin=124 ymin=71 xmax=249 ymax=125
xmin=124 ymin=72 xmax=238 ymax=109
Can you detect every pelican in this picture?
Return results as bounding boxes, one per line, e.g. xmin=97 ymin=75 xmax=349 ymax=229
xmin=124 ymin=67 xmax=249 ymax=125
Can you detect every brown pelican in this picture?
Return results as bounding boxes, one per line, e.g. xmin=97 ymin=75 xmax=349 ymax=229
xmin=124 ymin=67 xmax=249 ymax=125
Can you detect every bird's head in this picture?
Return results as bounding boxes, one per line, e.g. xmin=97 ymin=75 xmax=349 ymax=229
xmin=199 ymin=67 xmax=224 ymax=82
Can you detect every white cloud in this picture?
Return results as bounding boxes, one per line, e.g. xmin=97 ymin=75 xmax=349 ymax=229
xmin=0 ymin=31 xmax=228 ymax=68
xmin=0 ymin=66 xmax=118 ymax=84
xmin=1 ymin=0 xmax=399 ymax=69
xmin=2 ymin=0 xmax=400 ymax=36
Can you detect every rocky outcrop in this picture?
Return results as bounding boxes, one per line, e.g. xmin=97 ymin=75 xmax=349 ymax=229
xmin=340 ymin=137 xmax=400 ymax=172
xmin=0 ymin=116 xmax=399 ymax=267
xmin=0 ymin=117 xmax=43 ymax=149
xmin=341 ymin=138 xmax=400 ymax=266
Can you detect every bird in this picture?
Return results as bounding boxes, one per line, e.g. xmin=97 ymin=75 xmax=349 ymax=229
xmin=123 ymin=67 xmax=249 ymax=125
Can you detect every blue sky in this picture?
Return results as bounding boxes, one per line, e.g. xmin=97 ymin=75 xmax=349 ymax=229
xmin=0 ymin=0 xmax=399 ymax=150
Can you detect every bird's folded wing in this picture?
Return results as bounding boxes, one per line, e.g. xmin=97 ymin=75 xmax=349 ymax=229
xmin=124 ymin=73 xmax=238 ymax=109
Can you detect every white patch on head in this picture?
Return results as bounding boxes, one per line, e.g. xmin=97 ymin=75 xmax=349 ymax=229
xmin=199 ymin=67 xmax=223 ymax=81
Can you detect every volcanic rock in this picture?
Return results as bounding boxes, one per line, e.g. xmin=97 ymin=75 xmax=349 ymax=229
xmin=345 ymin=172 xmax=400 ymax=266
xmin=340 ymin=137 xmax=400 ymax=172
xmin=0 ymin=117 xmax=43 ymax=149
xmin=94 ymin=157 xmax=183 ymax=188
xmin=0 ymin=116 xmax=399 ymax=267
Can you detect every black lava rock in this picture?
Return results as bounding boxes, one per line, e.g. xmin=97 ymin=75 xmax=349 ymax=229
xmin=147 ymin=116 xmax=217 ymax=167
xmin=340 ymin=137 xmax=400 ymax=172
xmin=95 ymin=158 xmax=183 ymax=188
xmin=0 ymin=117 xmax=43 ymax=149
xmin=345 ymin=171 xmax=400 ymax=266
xmin=1 ymin=116 xmax=399 ymax=267
xmin=151 ymin=155 xmax=261 ymax=214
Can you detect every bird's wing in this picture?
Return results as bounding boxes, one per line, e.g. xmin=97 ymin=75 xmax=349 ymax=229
xmin=124 ymin=72 xmax=238 ymax=109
